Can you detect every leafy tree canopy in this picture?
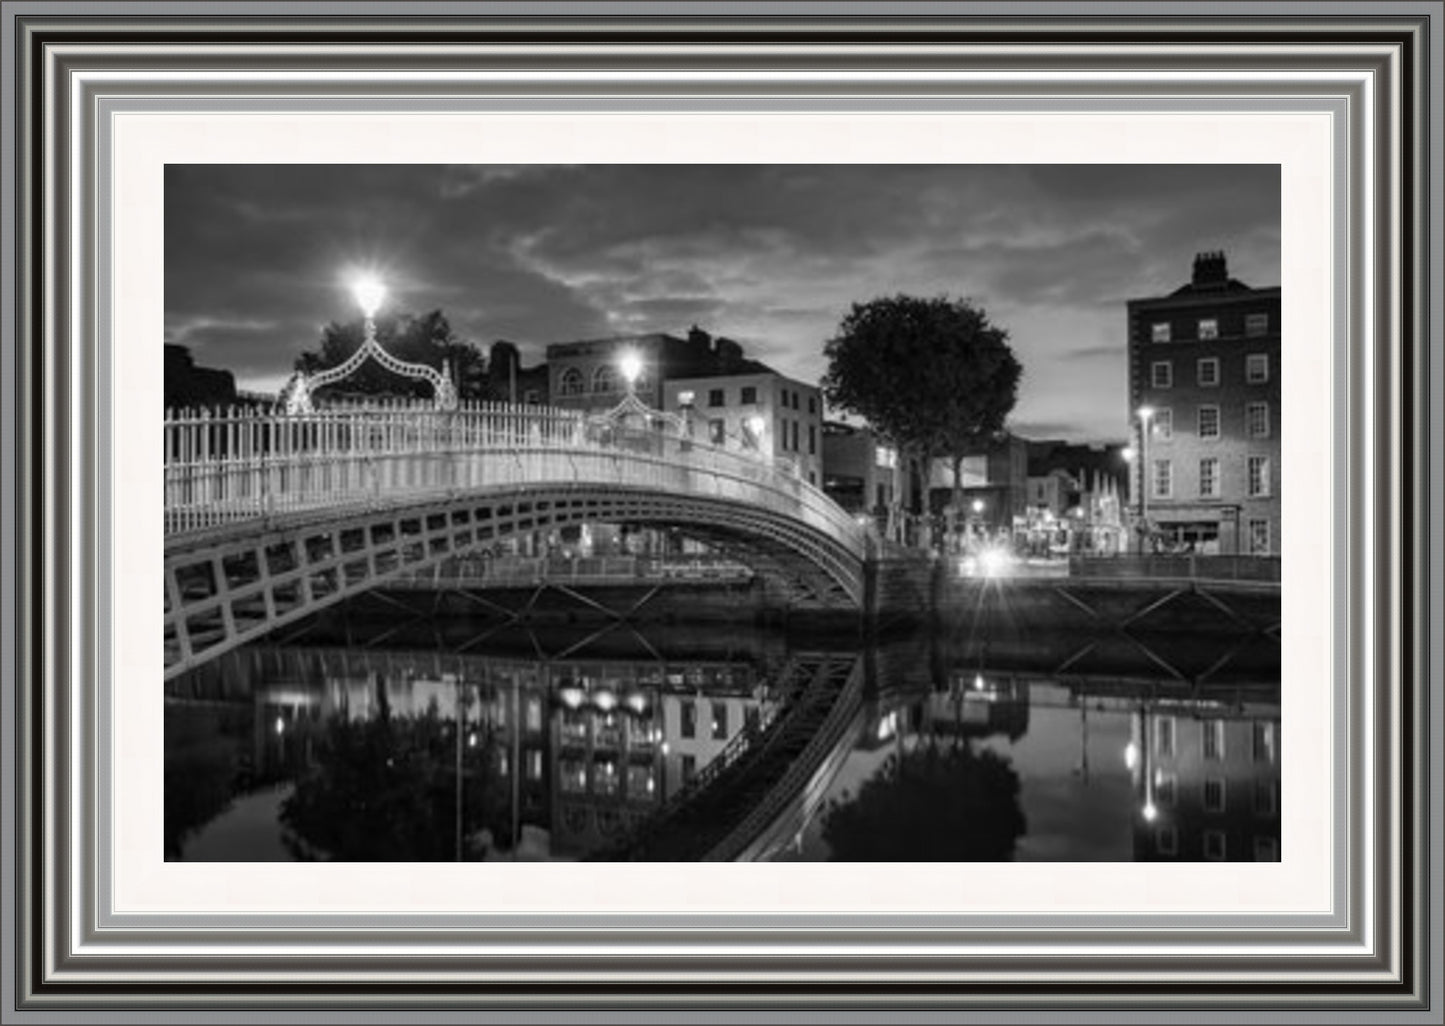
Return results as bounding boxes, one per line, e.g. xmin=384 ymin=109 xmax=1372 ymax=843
xmin=821 ymin=295 xmax=1023 ymax=503
xmin=295 ymin=309 xmax=493 ymax=401
xmin=821 ymin=743 xmax=1026 ymax=861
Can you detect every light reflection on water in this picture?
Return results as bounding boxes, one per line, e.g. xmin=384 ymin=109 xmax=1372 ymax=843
xmin=166 ymin=613 xmax=1280 ymax=863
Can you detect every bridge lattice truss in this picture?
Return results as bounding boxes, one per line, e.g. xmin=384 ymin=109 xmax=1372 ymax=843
xmin=164 ymin=402 xmax=868 ymax=680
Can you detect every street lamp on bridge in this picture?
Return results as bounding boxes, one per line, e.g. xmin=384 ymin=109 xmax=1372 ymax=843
xmin=277 ymin=272 xmax=458 ymax=415
xmin=1134 ymin=405 xmax=1156 ymax=553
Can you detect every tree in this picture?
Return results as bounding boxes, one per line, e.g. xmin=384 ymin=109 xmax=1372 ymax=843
xmin=821 ymin=742 xmax=1026 ymax=861
xmin=295 ymin=309 xmax=493 ymax=402
xmin=279 ymin=711 xmax=512 ymax=861
xmin=821 ymin=295 xmax=1022 ymax=524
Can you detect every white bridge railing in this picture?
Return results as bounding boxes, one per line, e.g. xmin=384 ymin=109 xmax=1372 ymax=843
xmin=164 ymin=400 xmax=865 ymax=556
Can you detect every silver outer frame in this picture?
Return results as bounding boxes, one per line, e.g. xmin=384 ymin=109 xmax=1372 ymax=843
xmin=1 ymin=1 xmax=1439 ymax=1020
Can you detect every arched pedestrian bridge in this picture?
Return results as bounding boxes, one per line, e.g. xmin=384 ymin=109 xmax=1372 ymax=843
xmin=164 ymin=402 xmax=870 ymax=680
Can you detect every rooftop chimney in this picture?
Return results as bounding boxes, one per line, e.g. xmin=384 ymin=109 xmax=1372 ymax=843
xmin=1192 ymin=250 xmax=1229 ymax=287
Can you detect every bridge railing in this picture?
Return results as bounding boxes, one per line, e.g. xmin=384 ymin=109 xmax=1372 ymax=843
xmin=163 ymin=401 xmax=864 ymax=553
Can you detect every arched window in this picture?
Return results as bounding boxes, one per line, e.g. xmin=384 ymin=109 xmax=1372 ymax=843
xmin=592 ymin=364 xmax=621 ymax=394
xmin=558 ymin=367 xmax=585 ymax=396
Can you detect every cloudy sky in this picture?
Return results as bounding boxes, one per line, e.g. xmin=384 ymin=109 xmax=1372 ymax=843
xmin=165 ymin=164 xmax=1279 ymax=442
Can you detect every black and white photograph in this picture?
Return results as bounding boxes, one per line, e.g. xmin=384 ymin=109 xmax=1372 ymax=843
xmin=162 ymin=163 xmax=1283 ymax=864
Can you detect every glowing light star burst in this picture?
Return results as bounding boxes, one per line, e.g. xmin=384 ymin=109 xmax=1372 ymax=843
xmin=618 ymin=349 xmax=644 ymax=386
xmin=351 ymin=275 xmax=386 ymax=318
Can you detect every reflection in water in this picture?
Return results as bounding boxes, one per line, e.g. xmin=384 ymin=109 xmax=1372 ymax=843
xmin=165 ymin=616 xmax=1280 ymax=862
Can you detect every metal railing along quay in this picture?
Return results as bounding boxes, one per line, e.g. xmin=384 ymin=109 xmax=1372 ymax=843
xmin=388 ymin=554 xmax=755 ymax=590
xmin=1068 ymin=554 xmax=1281 ymax=585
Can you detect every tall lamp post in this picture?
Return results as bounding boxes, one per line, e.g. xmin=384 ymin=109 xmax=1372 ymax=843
xmin=1135 ymin=405 xmax=1155 ymax=553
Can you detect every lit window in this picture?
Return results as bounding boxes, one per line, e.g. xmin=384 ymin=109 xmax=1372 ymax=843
xmin=1154 ymin=715 xmax=1175 ymax=757
xmin=526 ymin=749 xmax=543 ymax=780
xmin=1151 ymin=361 xmax=1173 ymax=388
xmin=558 ymin=367 xmax=585 ymax=396
xmin=1252 ymin=722 xmax=1277 ymax=763
xmin=1198 ymin=318 xmax=1219 ymax=340
xmin=1199 ymin=457 xmax=1220 ymax=498
xmin=1151 ymin=322 xmax=1172 ymax=343
xmin=1198 ymin=405 xmax=1221 ymax=440
xmin=711 ymin=701 xmax=728 ymax=740
xmin=1152 ymin=408 xmax=1173 ymax=441
xmin=1203 ymin=830 xmax=1227 ymax=860
xmin=1203 ymin=778 xmax=1226 ymax=813
xmin=1197 ymin=357 xmax=1220 ymax=387
xmin=1152 ymin=459 xmax=1172 ymax=499
xmin=1248 ymin=518 xmax=1271 ymax=555
xmin=1247 ymin=455 xmax=1271 ymax=497
xmin=1245 ymin=313 xmax=1269 ymax=337
xmin=1246 ymin=401 xmax=1270 ymax=438
xmin=1246 ymin=353 xmax=1270 ymax=383
xmin=1254 ymin=836 xmax=1280 ymax=861
xmin=1202 ymin=720 xmax=1225 ymax=760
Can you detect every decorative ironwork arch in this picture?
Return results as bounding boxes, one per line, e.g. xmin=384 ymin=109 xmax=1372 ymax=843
xmin=280 ymin=317 xmax=457 ymax=414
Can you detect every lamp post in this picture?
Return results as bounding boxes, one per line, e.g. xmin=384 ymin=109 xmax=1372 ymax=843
xmin=353 ymin=275 xmax=386 ymax=345
xmin=744 ymin=414 xmax=767 ymax=454
xmin=618 ymin=349 xmax=643 ymax=397
xmin=1135 ymin=406 xmax=1155 ymax=553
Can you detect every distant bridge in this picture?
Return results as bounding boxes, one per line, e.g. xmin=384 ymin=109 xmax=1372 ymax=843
xmin=164 ymin=401 xmax=869 ymax=680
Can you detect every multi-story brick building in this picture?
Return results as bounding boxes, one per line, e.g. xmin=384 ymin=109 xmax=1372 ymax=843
xmin=1126 ymin=252 xmax=1281 ymax=555
xmin=663 ymin=371 xmax=825 ymax=487
xmin=1130 ymin=702 xmax=1282 ymax=862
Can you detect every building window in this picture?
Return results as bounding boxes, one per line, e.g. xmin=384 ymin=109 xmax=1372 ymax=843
xmin=1151 ymin=360 xmax=1173 ymax=388
xmin=1197 ymin=317 xmax=1219 ymax=340
xmin=1254 ymin=836 xmax=1280 ymax=861
xmin=792 ymin=392 xmax=801 ymax=410
xmin=526 ymin=748 xmax=543 ymax=781
xmin=558 ymin=367 xmax=585 ymax=396
xmin=1246 ymin=401 xmax=1271 ymax=438
xmin=1156 ymin=774 xmax=1177 ymax=806
xmin=1199 ymin=457 xmax=1220 ymax=498
xmin=808 ymin=396 xmax=817 ymax=414
xmin=1152 ymin=459 xmax=1172 ymax=499
xmin=1253 ymin=722 xmax=1277 ymax=763
xmin=790 ymin=421 xmax=800 ymax=451
xmin=1247 ymin=455 xmax=1272 ymax=497
xmin=1152 ymin=408 xmax=1173 ymax=441
xmin=1248 ymin=518 xmax=1272 ymax=555
xmin=708 ymin=419 xmax=725 ymax=445
xmin=526 ymin=698 xmax=543 ymax=732
xmin=1246 ymin=353 xmax=1270 ymax=383
xmin=1254 ymin=779 xmax=1279 ymax=816
xmin=680 ymin=700 xmax=696 ymax=739
xmin=1156 ymin=826 xmax=1178 ymax=856
xmin=708 ymin=388 xmax=725 ymax=408
xmin=808 ymin=425 xmax=817 ymax=455
xmin=1198 ymin=404 xmax=1221 ymax=440
xmin=741 ymin=386 xmax=758 ymax=405
xmin=1246 ymin=312 xmax=1270 ymax=337
xmin=592 ymin=364 xmax=620 ymax=394
xmin=523 ymin=389 xmax=540 ymax=405
xmin=1203 ymin=778 xmax=1226 ymax=813
xmin=711 ymin=701 xmax=728 ymax=740
xmin=1151 ymin=322 xmax=1172 ymax=343
xmin=681 ymin=754 xmax=696 ymax=782
xmin=1202 ymin=719 xmax=1225 ymax=760
xmin=1154 ymin=715 xmax=1175 ymax=757
xmin=1197 ymin=357 xmax=1220 ymax=387
xmin=1203 ymin=830 xmax=1228 ymax=860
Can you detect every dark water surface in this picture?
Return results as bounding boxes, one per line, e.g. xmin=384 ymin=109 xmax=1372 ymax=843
xmin=165 ymin=591 xmax=1280 ymax=863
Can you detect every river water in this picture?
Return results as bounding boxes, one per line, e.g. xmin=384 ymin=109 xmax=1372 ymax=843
xmin=165 ymin=585 xmax=1281 ymax=863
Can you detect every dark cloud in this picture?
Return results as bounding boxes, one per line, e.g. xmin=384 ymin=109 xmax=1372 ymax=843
xmin=165 ymin=164 xmax=1279 ymax=437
